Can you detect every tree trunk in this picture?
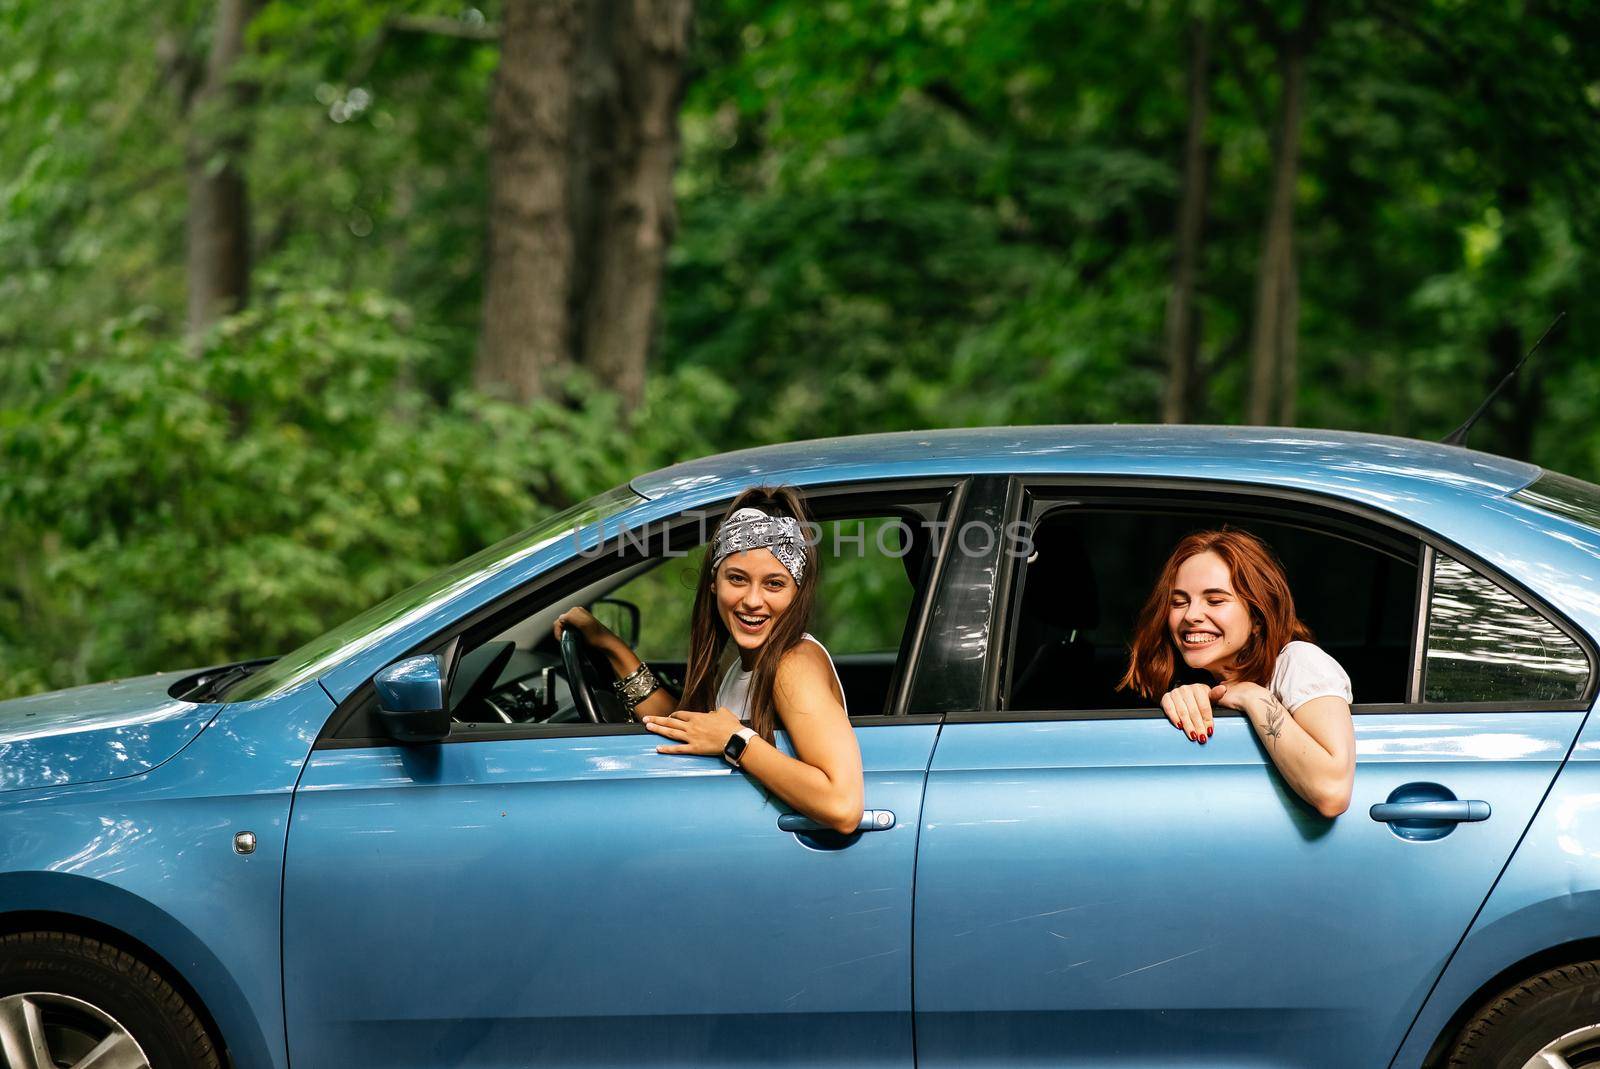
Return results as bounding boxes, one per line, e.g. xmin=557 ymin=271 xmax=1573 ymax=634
xmin=477 ymin=0 xmax=692 ymax=410
xmin=1247 ymin=29 xmax=1310 ymax=425
xmin=185 ymin=0 xmax=256 ymax=337
xmin=1276 ymin=248 xmax=1300 ymax=425
xmin=577 ymin=0 xmax=693 ymax=412
xmin=477 ymin=0 xmax=584 ymax=403
xmin=1162 ymin=15 xmax=1213 ymax=425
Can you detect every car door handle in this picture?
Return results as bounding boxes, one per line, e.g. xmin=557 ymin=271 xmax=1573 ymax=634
xmin=1370 ymin=800 xmax=1491 ymax=824
xmin=778 ymin=810 xmax=896 ymax=833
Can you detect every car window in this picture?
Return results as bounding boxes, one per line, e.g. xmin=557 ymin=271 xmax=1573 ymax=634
xmin=1003 ymin=505 xmax=1418 ymax=712
xmin=595 ymin=515 xmax=921 ymax=717
xmin=606 ymin=516 xmax=917 ymax=662
xmin=603 ymin=544 xmax=708 ymax=661
xmin=1423 ymin=552 xmax=1590 ymax=703
xmin=410 ymin=497 xmax=947 ymax=737
xmin=808 ymin=517 xmax=920 ymax=656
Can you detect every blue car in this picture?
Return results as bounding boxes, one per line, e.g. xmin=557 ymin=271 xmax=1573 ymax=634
xmin=5 ymin=425 xmax=1600 ymax=1069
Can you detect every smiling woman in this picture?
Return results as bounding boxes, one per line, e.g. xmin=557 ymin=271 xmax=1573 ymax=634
xmin=1120 ymin=528 xmax=1357 ymax=818
xmin=553 ymin=485 xmax=865 ymax=835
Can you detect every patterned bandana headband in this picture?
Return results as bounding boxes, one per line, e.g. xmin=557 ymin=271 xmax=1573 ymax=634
xmin=711 ymin=506 xmax=808 ymax=585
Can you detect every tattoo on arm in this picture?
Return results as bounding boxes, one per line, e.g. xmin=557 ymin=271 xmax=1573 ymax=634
xmin=1260 ymin=696 xmax=1289 ymax=748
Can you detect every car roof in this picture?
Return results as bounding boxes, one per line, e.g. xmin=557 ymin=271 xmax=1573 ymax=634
xmin=629 ymin=424 xmax=1541 ymax=502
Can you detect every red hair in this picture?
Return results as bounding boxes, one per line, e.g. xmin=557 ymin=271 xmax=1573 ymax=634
xmin=1119 ymin=528 xmax=1313 ymax=700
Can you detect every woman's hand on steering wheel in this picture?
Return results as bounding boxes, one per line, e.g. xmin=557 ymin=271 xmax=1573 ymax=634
xmin=553 ymin=606 xmax=641 ymax=725
xmin=553 ymin=606 xmax=621 ymax=654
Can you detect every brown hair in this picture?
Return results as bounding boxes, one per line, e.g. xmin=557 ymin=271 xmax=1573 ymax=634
xmin=677 ymin=485 xmax=821 ymax=743
xmin=1119 ymin=527 xmax=1313 ymax=700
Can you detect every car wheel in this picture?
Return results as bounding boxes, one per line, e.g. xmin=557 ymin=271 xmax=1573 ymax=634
xmin=1447 ymin=961 xmax=1600 ymax=1068
xmin=0 ymin=930 xmax=220 ymax=1069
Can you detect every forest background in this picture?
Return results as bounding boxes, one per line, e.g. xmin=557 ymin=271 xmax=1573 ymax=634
xmin=3 ymin=0 xmax=1598 ymax=698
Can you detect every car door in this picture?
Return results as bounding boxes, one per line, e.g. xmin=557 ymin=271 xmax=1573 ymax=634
xmin=281 ymin=481 xmax=958 ymax=1068
xmin=910 ymin=476 xmax=1594 ymax=1069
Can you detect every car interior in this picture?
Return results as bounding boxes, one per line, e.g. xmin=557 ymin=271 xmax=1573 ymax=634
xmin=435 ymin=498 xmax=948 ymax=730
xmin=1004 ymin=502 xmax=1420 ymax=711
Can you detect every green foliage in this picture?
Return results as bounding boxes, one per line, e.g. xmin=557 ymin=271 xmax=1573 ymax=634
xmin=0 ymin=290 xmax=734 ymax=696
xmin=666 ymin=96 xmax=1172 ymax=444
xmin=244 ymin=0 xmax=499 ymax=361
xmin=669 ymin=0 xmax=1183 ymax=444
xmin=668 ymin=0 xmax=1600 ymax=461
xmin=0 ymin=0 xmax=194 ymax=365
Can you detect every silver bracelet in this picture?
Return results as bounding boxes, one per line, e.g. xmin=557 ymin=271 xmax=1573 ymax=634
xmin=612 ymin=662 xmax=660 ymax=709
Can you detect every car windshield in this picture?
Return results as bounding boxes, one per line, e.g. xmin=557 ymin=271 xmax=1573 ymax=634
xmin=1513 ymin=470 xmax=1600 ymax=536
xmin=223 ymin=482 xmax=644 ymax=703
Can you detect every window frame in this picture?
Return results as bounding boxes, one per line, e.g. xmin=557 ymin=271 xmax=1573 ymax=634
xmin=314 ymin=476 xmax=967 ymax=749
xmin=967 ymin=475 xmax=1597 ymax=725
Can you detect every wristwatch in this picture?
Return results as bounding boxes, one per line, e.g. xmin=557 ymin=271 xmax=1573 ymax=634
xmin=723 ymin=727 xmax=757 ymax=768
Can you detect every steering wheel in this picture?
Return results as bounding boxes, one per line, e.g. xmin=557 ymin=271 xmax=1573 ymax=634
xmin=560 ymin=628 xmax=607 ymax=725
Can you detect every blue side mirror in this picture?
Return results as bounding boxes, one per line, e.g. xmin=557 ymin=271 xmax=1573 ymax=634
xmin=373 ymin=654 xmax=450 ymax=743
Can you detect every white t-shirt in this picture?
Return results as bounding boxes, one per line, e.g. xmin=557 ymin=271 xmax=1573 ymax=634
xmin=1271 ymin=641 xmax=1353 ymax=712
xmin=715 ymin=632 xmax=848 ymax=722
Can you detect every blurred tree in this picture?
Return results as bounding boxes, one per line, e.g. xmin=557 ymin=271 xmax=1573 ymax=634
xmin=478 ymin=0 xmax=694 ymax=409
xmin=1162 ymin=11 xmax=1214 ymax=424
xmin=1240 ymin=0 xmax=1327 ymax=426
xmin=576 ymin=0 xmax=696 ymax=410
xmin=477 ymin=0 xmax=581 ymax=405
xmin=184 ymin=0 xmax=259 ymax=335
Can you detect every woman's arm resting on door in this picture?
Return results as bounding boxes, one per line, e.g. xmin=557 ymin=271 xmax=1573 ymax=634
xmin=1217 ymin=684 xmax=1355 ymax=818
xmin=644 ymin=644 xmax=864 ymax=834
xmin=742 ymin=647 xmax=864 ymax=833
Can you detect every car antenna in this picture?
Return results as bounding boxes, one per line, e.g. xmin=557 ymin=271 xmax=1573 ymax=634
xmin=1442 ymin=312 xmax=1565 ymax=448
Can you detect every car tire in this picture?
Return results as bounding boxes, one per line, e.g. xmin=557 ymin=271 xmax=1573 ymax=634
xmin=0 ymin=930 xmax=221 ymax=1069
xmin=1447 ymin=961 xmax=1600 ymax=1068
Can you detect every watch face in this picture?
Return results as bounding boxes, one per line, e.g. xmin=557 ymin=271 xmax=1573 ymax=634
xmin=723 ymin=734 xmax=749 ymax=765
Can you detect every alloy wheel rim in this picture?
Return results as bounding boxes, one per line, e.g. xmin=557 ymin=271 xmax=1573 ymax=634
xmin=1523 ymin=1023 xmax=1600 ymax=1069
xmin=0 ymin=991 xmax=151 ymax=1069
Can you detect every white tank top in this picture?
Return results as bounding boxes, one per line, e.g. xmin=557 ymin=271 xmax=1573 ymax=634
xmin=714 ymin=632 xmax=848 ymax=722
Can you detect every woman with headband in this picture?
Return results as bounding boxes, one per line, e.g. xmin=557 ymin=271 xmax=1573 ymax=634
xmin=553 ymin=485 xmax=866 ymax=835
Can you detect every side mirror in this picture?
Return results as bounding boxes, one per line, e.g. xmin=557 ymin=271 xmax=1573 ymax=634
xmin=374 ymin=654 xmax=450 ymax=743
xmin=592 ymin=598 xmax=641 ymax=649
